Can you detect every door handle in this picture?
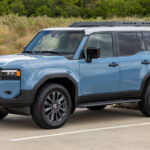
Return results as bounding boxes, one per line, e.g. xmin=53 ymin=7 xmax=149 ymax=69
xmin=141 ymin=60 xmax=150 ymax=65
xmin=109 ymin=62 xmax=119 ymax=67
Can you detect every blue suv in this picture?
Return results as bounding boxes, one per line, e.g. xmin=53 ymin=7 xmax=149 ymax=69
xmin=1 ymin=21 xmax=150 ymax=129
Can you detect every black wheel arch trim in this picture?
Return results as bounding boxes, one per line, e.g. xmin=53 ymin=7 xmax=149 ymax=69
xmin=32 ymin=73 xmax=79 ymax=107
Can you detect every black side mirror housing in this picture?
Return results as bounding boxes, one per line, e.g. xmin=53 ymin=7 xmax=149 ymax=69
xmin=86 ymin=47 xmax=100 ymax=63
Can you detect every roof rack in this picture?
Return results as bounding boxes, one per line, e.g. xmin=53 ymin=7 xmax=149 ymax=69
xmin=70 ymin=21 xmax=150 ymax=27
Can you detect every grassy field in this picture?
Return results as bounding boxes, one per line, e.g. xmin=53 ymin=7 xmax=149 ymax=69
xmin=0 ymin=14 xmax=150 ymax=55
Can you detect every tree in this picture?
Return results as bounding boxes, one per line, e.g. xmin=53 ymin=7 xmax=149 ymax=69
xmin=0 ymin=0 xmax=150 ymax=18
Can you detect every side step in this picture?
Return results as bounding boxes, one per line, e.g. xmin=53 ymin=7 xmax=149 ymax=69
xmin=78 ymin=99 xmax=141 ymax=108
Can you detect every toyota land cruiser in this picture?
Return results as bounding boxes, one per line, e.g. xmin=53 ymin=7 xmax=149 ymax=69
xmin=0 ymin=21 xmax=150 ymax=129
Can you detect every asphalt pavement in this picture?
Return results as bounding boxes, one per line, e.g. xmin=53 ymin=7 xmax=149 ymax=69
xmin=0 ymin=107 xmax=150 ymax=150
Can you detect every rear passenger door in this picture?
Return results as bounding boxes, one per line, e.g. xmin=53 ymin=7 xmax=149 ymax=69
xmin=116 ymin=32 xmax=145 ymax=92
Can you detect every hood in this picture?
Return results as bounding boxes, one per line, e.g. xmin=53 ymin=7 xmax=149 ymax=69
xmin=0 ymin=54 xmax=68 ymax=69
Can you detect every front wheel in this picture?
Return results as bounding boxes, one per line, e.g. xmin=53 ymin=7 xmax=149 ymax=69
xmin=32 ymin=83 xmax=72 ymax=129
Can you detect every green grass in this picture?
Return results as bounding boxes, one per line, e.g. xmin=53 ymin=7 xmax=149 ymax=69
xmin=0 ymin=14 xmax=150 ymax=55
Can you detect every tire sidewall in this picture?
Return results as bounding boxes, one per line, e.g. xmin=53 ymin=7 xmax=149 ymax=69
xmin=139 ymin=85 xmax=150 ymax=116
xmin=143 ymin=86 xmax=150 ymax=113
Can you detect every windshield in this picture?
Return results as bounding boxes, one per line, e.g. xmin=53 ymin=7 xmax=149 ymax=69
xmin=24 ymin=30 xmax=84 ymax=55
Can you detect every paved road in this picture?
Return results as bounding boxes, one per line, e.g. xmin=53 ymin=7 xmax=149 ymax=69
xmin=0 ymin=107 xmax=150 ymax=150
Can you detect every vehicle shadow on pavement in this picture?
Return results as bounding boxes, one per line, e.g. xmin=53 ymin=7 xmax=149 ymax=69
xmin=0 ymin=107 xmax=144 ymax=130
xmin=0 ymin=115 xmax=37 ymax=130
xmin=68 ymin=107 xmax=143 ymax=125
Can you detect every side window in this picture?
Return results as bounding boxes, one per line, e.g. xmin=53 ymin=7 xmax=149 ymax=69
xmin=84 ymin=33 xmax=113 ymax=58
xmin=117 ymin=32 xmax=139 ymax=56
xmin=143 ymin=32 xmax=150 ymax=50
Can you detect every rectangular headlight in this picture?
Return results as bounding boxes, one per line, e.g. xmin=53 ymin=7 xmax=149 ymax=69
xmin=0 ymin=70 xmax=21 ymax=80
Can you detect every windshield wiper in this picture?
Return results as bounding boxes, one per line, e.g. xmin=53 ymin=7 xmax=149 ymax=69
xmin=38 ymin=51 xmax=62 ymax=55
xmin=22 ymin=51 xmax=37 ymax=54
xmin=22 ymin=51 xmax=63 ymax=56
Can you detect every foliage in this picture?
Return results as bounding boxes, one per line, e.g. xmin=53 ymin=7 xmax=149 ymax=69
xmin=0 ymin=15 xmax=150 ymax=55
xmin=0 ymin=0 xmax=150 ymax=18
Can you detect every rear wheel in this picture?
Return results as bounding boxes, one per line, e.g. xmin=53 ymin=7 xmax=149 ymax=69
xmin=32 ymin=83 xmax=72 ymax=129
xmin=87 ymin=105 xmax=106 ymax=111
xmin=139 ymin=83 xmax=150 ymax=117
xmin=0 ymin=111 xmax=8 ymax=120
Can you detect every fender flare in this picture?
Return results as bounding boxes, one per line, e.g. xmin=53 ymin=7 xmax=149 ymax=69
xmin=32 ymin=73 xmax=79 ymax=106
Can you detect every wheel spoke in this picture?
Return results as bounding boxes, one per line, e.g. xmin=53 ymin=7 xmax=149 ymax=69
xmin=44 ymin=101 xmax=52 ymax=107
xmin=55 ymin=111 xmax=59 ymax=121
xmin=45 ymin=108 xmax=53 ymax=118
xmin=59 ymin=106 xmax=66 ymax=112
xmin=46 ymin=95 xmax=54 ymax=103
xmin=52 ymin=92 xmax=56 ymax=101
xmin=56 ymin=92 xmax=61 ymax=100
xmin=60 ymin=101 xmax=67 ymax=107
xmin=49 ymin=110 xmax=55 ymax=121
xmin=44 ymin=107 xmax=53 ymax=114
xmin=57 ymin=110 xmax=63 ymax=118
xmin=57 ymin=96 xmax=65 ymax=104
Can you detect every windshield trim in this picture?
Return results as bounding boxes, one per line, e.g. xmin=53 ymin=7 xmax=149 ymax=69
xmin=22 ymin=30 xmax=85 ymax=58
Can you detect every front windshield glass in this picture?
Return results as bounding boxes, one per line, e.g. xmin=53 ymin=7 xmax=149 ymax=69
xmin=25 ymin=30 xmax=84 ymax=54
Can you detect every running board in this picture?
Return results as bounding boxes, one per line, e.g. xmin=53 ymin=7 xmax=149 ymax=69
xmin=78 ymin=99 xmax=141 ymax=108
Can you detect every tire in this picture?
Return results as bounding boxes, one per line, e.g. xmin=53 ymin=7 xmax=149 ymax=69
xmin=0 ymin=111 xmax=8 ymax=120
xmin=87 ymin=105 xmax=106 ymax=111
xmin=139 ymin=83 xmax=150 ymax=117
xmin=31 ymin=83 xmax=72 ymax=129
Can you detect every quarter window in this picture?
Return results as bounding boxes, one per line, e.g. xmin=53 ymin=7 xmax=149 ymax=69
xmin=84 ymin=33 xmax=113 ymax=58
xmin=117 ymin=33 xmax=139 ymax=56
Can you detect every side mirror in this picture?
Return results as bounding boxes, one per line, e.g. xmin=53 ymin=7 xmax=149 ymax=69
xmin=86 ymin=47 xmax=100 ymax=63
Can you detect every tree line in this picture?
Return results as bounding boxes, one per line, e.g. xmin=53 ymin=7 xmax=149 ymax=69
xmin=0 ymin=0 xmax=150 ymax=19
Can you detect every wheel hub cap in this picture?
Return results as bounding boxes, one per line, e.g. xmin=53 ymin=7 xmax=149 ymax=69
xmin=53 ymin=104 xmax=57 ymax=109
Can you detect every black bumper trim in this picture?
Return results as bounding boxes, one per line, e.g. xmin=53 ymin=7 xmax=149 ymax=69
xmin=0 ymin=90 xmax=34 ymax=108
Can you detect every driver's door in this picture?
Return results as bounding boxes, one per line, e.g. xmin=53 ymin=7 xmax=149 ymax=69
xmin=79 ymin=33 xmax=120 ymax=101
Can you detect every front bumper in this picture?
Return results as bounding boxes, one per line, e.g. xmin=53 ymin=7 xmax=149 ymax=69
xmin=0 ymin=90 xmax=34 ymax=108
xmin=0 ymin=80 xmax=21 ymax=99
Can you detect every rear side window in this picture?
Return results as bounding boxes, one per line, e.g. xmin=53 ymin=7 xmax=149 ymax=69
xmin=117 ymin=33 xmax=139 ymax=56
xmin=143 ymin=32 xmax=150 ymax=50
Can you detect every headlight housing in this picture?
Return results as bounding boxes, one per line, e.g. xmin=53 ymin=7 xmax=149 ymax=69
xmin=0 ymin=70 xmax=21 ymax=80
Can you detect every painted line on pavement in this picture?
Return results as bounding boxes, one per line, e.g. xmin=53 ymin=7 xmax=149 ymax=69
xmin=10 ymin=122 xmax=150 ymax=142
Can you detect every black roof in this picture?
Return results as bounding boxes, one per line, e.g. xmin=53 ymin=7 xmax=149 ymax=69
xmin=70 ymin=21 xmax=150 ymax=27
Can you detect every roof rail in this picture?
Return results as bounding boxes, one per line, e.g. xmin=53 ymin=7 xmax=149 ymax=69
xmin=70 ymin=21 xmax=150 ymax=27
